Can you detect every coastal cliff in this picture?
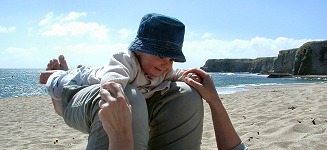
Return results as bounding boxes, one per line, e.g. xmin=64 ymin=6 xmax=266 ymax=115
xmin=201 ymin=57 xmax=275 ymax=74
xmin=201 ymin=40 xmax=327 ymax=76
xmin=293 ymin=41 xmax=327 ymax=75
xmin=200 ymin=59 xmax=253 ymax=72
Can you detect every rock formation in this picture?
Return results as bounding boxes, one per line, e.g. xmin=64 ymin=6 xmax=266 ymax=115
xmin=201 ymin=40 xmax=327 ymax=76
xmin=293 ymin=41 xmax=327 ymax=75
xmin=200 ymin=59 xmax=253 ymax=72
xmin=249 ymin=57 xmax=275 ymax=74
xmin=272 ymin=49 xmax=297 ymax=74
xmin=201 ymin=57 xmax=275 ymax=74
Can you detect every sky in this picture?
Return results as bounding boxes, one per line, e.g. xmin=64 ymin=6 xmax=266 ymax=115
xmin=1 ymin=0 xmax=326 ymax=69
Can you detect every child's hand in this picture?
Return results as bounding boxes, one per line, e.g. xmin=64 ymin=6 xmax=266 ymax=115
xmin=183 ymin=72 xmax=202 ymax=83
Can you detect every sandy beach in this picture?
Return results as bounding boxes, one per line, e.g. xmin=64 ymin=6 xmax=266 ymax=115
xmin=1 ymin=82 xmax=326 ymax=149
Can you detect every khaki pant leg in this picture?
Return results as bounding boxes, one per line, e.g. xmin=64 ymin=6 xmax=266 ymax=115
xmin=62 ymin=84 xmax=149 ymax=150
xmin=125 ymin=84 xmax=149 ymax=150
xmin=146 ymin=82 xmax=204 ymax=150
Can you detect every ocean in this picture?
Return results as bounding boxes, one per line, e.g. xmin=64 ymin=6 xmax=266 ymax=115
xmin=0 ymin=68 xmax=325 ymax=99
xmin=0 ymin=69 xmax=46 ymax=99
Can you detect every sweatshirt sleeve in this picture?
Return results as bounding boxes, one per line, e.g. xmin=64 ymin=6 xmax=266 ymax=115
xmin=88 ymin=52 xmax=137 ymax=89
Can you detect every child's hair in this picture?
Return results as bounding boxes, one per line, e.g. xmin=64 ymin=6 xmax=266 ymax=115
xmin=128 ymin=13 xmax=186 ymax=62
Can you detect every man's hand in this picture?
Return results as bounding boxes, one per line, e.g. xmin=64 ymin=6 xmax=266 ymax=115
xmin=98 ymin=82 xmax=133 ymax=150
xmin=183 ymin=68 xmax=220 ymax=105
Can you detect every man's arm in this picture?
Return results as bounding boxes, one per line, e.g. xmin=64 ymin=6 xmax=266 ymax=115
xmin=183 ymin=68 xmax=246 ymax=150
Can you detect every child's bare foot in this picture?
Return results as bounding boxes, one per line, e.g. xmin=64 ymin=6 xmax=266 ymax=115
xmin=40 ymin=55 xmax=69 ymax=84
xmin=46 ymin=55 xmax=69 ymax=71
xmin=58 ymin=55 xmax=69 ymax=70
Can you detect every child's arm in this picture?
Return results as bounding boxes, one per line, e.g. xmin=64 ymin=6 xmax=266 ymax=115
xmin=90 ymin=52 xmax=137 ymax=90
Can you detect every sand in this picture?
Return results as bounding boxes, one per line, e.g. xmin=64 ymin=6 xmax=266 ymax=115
xmin=1 ymin=82 xmax=326 ymax=149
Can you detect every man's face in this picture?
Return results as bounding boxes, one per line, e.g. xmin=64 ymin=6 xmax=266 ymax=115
xmin=135 ymin=52 xmax=173 ymax=77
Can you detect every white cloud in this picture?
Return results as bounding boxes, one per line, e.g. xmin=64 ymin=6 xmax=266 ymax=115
xmin=52 ymin=43 xmax=129 ymax=66
xmin=0 ymin=47 xmax=39 ymax=67
xmin=118 ymin=28 xmax=132 ymax=40
xmin=201 ymin=32 xmax=213 ymax=39
xmin=42 ymin=22 xmax=109 ymax=40
xmin=175 ymin=37 xmax=317 ymax=69
xmin=64 ymin=12 xmax=86 ymax=21
xmin=0 ymin=34 xmax=320 ymax=69
xmin=4 ymin=47 xmax=38 ymax=57
xmin=39 ymin=12 xmax=54 ymax=26
xmin=0 ymin=26 xmax=16 ymax=33
xmin=39 ymin=12 xmax=109 ymax=41
xmin=54 ymin=43 xmax=128 ymax=54
xmin=185 ymin=31 xmax=199 ymax=39
xmin=0 ymin=42 xmax=130 ymax=68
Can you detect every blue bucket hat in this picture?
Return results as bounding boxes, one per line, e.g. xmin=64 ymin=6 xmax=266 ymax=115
xmin=128 ymin=13 xmax=186 ymax=62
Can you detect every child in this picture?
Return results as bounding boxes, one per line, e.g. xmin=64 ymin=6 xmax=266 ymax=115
xmin=42 ymin=13 xmax=201 ymax=101
xmin=40 ymin=13 xmax=204 ymax=150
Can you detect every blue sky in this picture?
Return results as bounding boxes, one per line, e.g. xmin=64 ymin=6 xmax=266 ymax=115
xmin=1 ymin=0 xmax=326 ymax=69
